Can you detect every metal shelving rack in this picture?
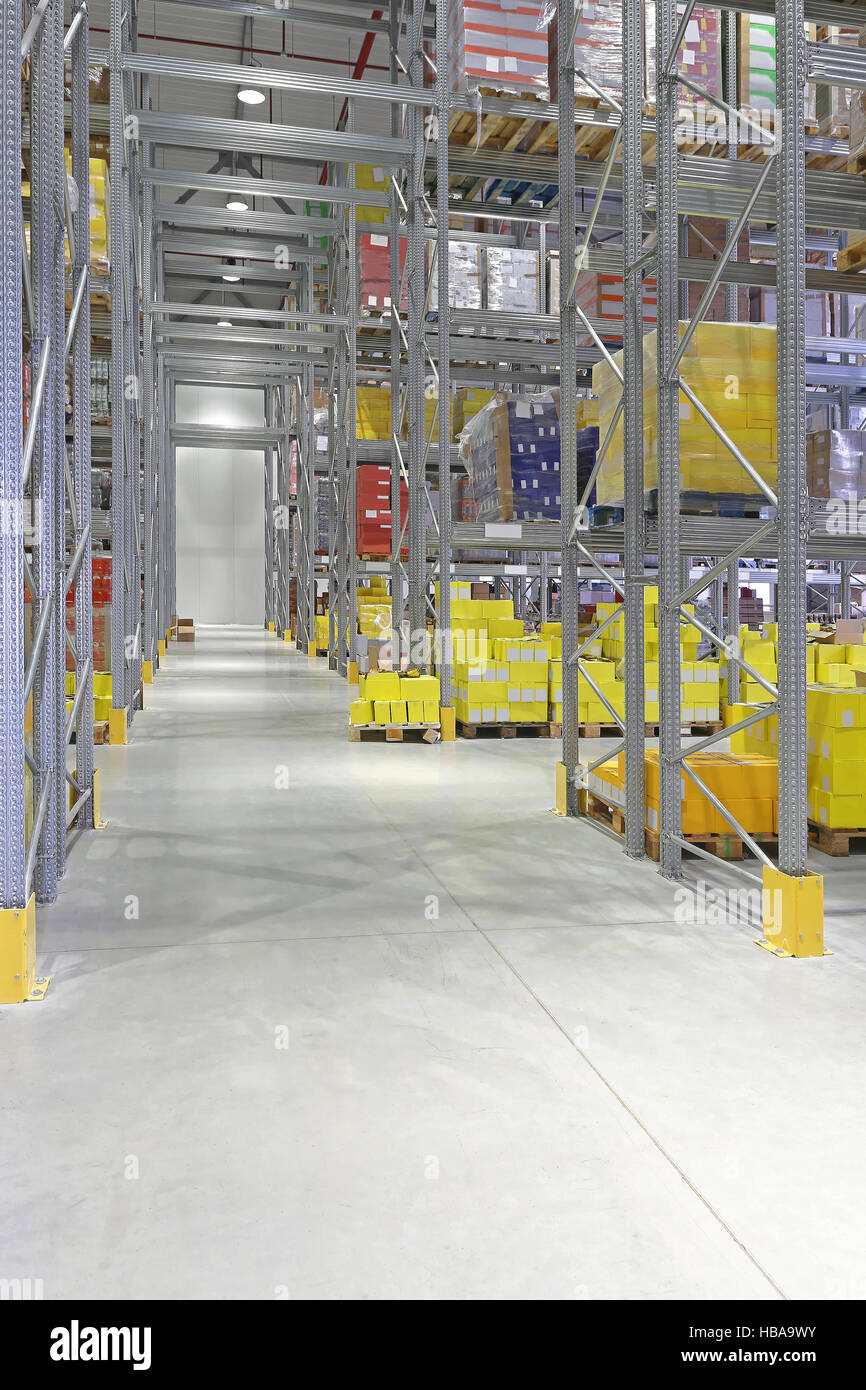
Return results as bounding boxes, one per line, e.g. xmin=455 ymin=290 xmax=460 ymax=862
xmin=1 ymin=0 xmax=95 ymax=1003
xmin=554 ymin=0 xmax=866 ymax=954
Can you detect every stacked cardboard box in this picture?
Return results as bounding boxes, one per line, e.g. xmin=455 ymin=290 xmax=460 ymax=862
xmin=356 ymin=385 xmax=392 ymax=440
xmin=591 ymin=585 xmax=718 ymax=724
xmin=585 ymin=748 xmax=778 ymax=836
xmin=63 ymin=153 xmax=109 ymax=273
xmin=593 ymin=322 xmax=778 ymax=505
xmin=454 ymin=635 xmax=551 ymax=725
xmin=448 ymin=0 xmax=548 ymax=96
xmin=90 ymin=355 xmax=110 ymax=421
xmin=460 ymin=390 xmax=561 ymax=522
xmin=549 ymin=1 xmax=722 ymax=105
xmin=356 ymin=464 xmax=408 ymax=556
xmin=358 ymin=233 xmax=407 ymax=313
xmin=65 ymin=669 xmax=114 ymax=727
xmin=453 ymin=388 xmax=496 ymax=437
xmin=354 ymin=164 xmax=389 ymax=224
xmin=807 ymin=429 xmax=866 ymax=501
xmin=350 ymin=671 xmax=441 ymax=726
xmin=486 ymin=246 xmax=540 ymax=319
xmin=429 ymin=238 xmax=482 ymax=309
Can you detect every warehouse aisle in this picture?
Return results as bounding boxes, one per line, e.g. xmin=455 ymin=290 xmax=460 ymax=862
xmin=3 ymin=626 xmax=866 ymax=1300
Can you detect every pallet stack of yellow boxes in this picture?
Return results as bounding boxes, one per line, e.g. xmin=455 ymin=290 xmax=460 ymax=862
xmin=349 ymin=671 xmax=441 ymax=728
xmin=453 ymin=388 xmax=496 ymax=437
xmin=583 ymin=748 xmax=778 ymax=838
xmin=585 ymin=586 xmax=719 ymax=727
xmin=65 ymin=671 xmax=113 ymax=725
xmin=731 ymin=627 xmax=866 ymax=830
xmin=592 ymin=322 xmax=778 ymax=505
xmin=356 ymin=579 xmax=392 ymax=641
xmin=356 ymin=385 xmax=392 ymax=440
xmin=314 ymin=615 xmax=329 ymax=652
xmin=431 ymin=583 xmax=551 ymax=726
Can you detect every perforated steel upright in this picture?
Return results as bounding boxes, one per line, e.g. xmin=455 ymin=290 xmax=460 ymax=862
xmin=622 ymin=0 xmax=646 ymax=857
xmin=69 ymin=0 xmax=95 ymax=824
xmin=0 ymin=0 xmax=26 ymax=915
xmin=435 ymin=0 xmax=452 ymax=709
xmin=141 ymin=73 xmax=158 ymax=672
xmin=655 ymin=0 xmax=683 ymax=880
xmin=109 ymin=0 xmax=128 ymax=715
xmin=557 ymin=0 xmax=580 ymax=815
xmin=30 ymin=0 xmax=65 ymax=896
xmin=406 ymin=0 xmax=427 ymax=655
xmin=775 ymin=0 xmax=809 ymax=878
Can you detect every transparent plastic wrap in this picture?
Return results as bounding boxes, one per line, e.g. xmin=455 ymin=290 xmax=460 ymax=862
xmin=543 ymin=0 xmax=624 ymax=104
xmin=486 ymin=246 xmax=540 ymax=327
xmin=850 ymin=84 xmax=866 ymax=174
xmin=428 ymin=238 xmax=482 ymax=311
xmin=459 ymin=389 xmax=562 ymax=522
xmin=449 ymin=0 xmax=549 ymax=97
xmin=544 ymin=1 xmax=721 ymax=109
xmin=807 ymin=430 xmax=866 ymax=502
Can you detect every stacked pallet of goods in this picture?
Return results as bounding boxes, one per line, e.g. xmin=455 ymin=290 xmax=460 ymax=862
xmin=729 ymin=621 xmax=866 ymax=846
xmin=349 ymin=670 xmax=441 ymax=740
xmin=583 ymin=749 xmax=779 ymax=852
xmin=584 ymin=586 xmax=717 ymax=730
xmin=592 ymin=322 xmax=778 ymax=508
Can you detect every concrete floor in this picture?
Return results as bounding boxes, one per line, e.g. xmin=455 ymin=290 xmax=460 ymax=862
xmin=3 ymin=625 xmax=866 ymax=1300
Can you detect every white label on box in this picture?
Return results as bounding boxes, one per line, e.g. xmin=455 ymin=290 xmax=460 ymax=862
xmin=469 ymin=708 xmax=481 ymax=723
xmin=316 ymin=437 xmax=328 ymax=452
xmin=365 ymin=509 xmax=377 ymax=518
xmin=534 ymin=686 xmax=546 ymax=701
xmin=507 ymin=687 xmax=520 ymax=701
xmin=372 ymin=168 xmax=384 ymax=181
xmin=516 ymin=401 xmax=531 ymax=418
xmin=521 ymin=687 xmax=534 ymax=701
xmin=370 ymin=234 xmax=388 ymax=247
xmin=497 ymin=707 xmax=510 ymax=721
xmin=844 ymin=712 xmax=854 ymax=727
xmin=504 ymin=565 xmax=527 ymax=576
xmin=484 ymin=523 xmax=522 ymax=540
xmin=534 ymin=649 xmax=546 ymax=662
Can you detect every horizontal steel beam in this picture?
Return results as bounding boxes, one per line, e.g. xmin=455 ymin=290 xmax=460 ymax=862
xmin=147 ymin=0 xmax=436 ymax=38
xmin=159 ymin=233 xmax=329 ymax=263
xmin=134 ymin=112 xmax=411 ymax=166
xmin=141 ymin=165 xmax=389 ymax=208
xmin=153 ymin=301 xmax=349 ymax=326
xmin=171 ymin=425 xmax=286 ymax=449
xmin=156 ymin=323 xmax=336 ymax=348
xmin=436 ymin=147 xmax=866 ymax=234
xmin=154 ymin=202 xmax=337 ymax=237
xmin=123 ymin=52 xmax=433 ymax=107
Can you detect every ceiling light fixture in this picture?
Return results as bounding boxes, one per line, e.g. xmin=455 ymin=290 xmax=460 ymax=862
xmin=226 ymin=194 xmax=249 ymax=213
xmin=237 ymin=20 xmax=265 ymax=105
xmin=217 ymin=318 xmax=233 ymax=328
xmin=221 ymin=258 xmax=241 ymax=282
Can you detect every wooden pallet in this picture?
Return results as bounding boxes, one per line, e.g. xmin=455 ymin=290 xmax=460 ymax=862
xmin=643 ymin=720 xmax=724 ymax=738
xmin=644 ymin=488 xmax=771 ymax=519
xmin=838 ymin=235 xmax=866 ymax=273
xmin=808 ymin=821 xmax=866 ymax=857
xmin=348 ymin=722 xmax=440 ymax=743
xmin=585 ymin=792 xmax=777 ymax=863
xmin=578 ymin=722 xmax=622 ymax=739
xmin=457 ymin=719 xmax=559 ymax=740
